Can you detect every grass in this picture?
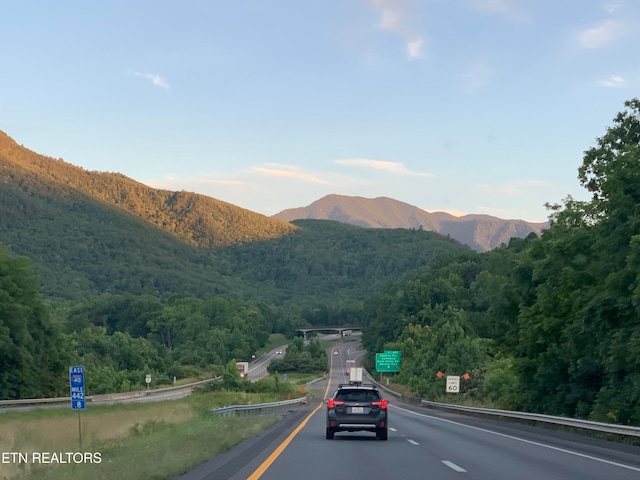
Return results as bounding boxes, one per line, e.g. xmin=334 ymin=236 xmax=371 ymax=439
xmin=0 ymin=391 xmax=288 ymax=480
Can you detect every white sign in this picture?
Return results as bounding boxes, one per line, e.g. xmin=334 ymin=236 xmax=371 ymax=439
xmin=446 ymin=375 xmax=460 ymax=393
xmin=145 ymin=374 xmax=151 ymax=384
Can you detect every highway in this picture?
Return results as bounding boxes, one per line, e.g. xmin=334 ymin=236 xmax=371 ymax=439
xmin=180 ymin=340 xmax=640 ymax=480
xmin=247 ymin=346 xmax=287 ymax=382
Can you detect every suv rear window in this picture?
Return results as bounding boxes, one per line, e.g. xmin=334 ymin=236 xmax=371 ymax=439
xmin=335 ymin=390 xmax=381 ymax=402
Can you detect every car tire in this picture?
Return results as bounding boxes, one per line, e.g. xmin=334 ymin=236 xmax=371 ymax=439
xmin=326 ymin=428 xmax=334 ymax=440
xmin=377 ymin=428 xmax=388 ymax=441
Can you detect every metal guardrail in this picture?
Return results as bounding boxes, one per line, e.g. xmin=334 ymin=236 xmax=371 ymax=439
xmin=363 ymin=369 xmax=640 ymax=439
xmin=0 ymin=376 xmax=222 ymax=408
xmin=420 ymin=400 xmax=640 ymax=438
xmin=211 ymin=396 xmax=308 ymax=416
xmin=0 ymin=397 xmax=71 ymax=407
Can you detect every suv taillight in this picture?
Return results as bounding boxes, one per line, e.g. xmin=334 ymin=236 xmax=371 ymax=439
xmin=327 ymin=399 xmax=344 ymax=409
xmin=371 ymin=400 xmax=388 ymax=410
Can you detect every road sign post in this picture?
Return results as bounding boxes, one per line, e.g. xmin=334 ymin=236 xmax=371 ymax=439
xmin=446 ymin=375 xmax=460 ymax=393
xmin=375 ymin=350 xmax=402 ymax=373
xmin=69 ymin=366 xmax=86 ymax=410
xmin=69 ymin=366 xmax=86 ymax=448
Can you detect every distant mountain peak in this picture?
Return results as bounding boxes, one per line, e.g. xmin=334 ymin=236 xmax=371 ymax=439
xmin=274 ymin=194 xmax=548 ymax=251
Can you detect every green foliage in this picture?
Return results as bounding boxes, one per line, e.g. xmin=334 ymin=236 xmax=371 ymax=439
xmin=5 ymin=99 xmax=640 ymax=423
xmin=382 ymin=310 xmax=488 ymax=399
xmin=0 ymin=133 xmax=467 ymax=305
xmin=482 ymin=355 xmax=524 ymax=409
xmin=363 ymin=99 xmax=640 ymax=425
xmin=0 ymin=247 xmax=69 ymax=399
xmin=267 ymin=338 xmax=327 ymax=374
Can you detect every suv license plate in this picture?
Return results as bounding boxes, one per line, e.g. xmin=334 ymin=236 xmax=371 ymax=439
xmin=350 ymin=407 xmax=364 ymax=414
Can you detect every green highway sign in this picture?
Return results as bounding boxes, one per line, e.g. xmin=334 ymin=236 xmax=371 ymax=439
xmin=376 ymin=350 xmax=401 ymax=372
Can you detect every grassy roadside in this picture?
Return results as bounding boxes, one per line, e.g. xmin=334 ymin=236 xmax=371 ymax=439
xmin=0 ymin=391 xmax=290 ymax=480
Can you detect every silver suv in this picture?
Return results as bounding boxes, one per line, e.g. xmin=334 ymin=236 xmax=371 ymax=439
xmin=325 ymin=384 xmax=388 ymax=440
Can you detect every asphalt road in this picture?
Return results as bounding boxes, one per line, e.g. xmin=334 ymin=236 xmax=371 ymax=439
xmin=180 ymin=340 xmax=640 ymax=480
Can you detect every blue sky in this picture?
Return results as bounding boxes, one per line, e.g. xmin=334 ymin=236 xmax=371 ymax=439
xmin=2 ymin=0 xmax=639 ymax=222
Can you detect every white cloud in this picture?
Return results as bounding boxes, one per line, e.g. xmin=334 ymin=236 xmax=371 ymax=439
xmin=134 ymin=72 xmax=170 ymax=90
xmin=251 ymin=164 xmax=330 ymax=184
xmin=335 ymin=158 xmax=433 ymax=176
xmin=596 ymin=74 xmax=626 ymax=88
xmin=577 ymin=20 xmax=625 ymax=49
xmin=146 ymin=174 xmax=253 ymax=190
xmin=364 ymin=0 xmax=425 ymax=59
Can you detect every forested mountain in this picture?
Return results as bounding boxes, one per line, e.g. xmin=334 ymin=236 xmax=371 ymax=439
xmin=0 ymin=133 xmax=469 ymax=400
xmin=3 ymin=98 xmax=639 ymax=426
xmin=274 ymin=194 xmax=548 ymax=251
xmin=0 ymin=130 xmax=296 ymax=249
xmin=0 ymin=129 xmax=469 ymax=302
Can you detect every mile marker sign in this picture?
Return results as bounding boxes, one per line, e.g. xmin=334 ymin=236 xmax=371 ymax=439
xmin=69 ymin=366 xmax=86 ymax=410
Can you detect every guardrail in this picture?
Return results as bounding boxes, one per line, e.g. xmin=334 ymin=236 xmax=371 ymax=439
xmin=363 ymin=369 xmax=640 ymax=441
xmin=211 ymin=397 xmax=308 ymax=416
xmin=420 ymin=400 xmax=640 ymax=438
xmin=0 ymin=376 xmax=222 ymax=409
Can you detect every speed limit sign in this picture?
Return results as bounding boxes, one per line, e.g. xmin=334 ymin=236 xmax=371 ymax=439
xmin=446 ymin=375 xmax=460 ymax=393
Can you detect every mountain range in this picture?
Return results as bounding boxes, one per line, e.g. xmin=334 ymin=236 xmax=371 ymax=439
xmin=274 ymin=194 xmax=548 ymax=252
xmin=1 ymin=129 xmax=544 ymax=258
xmin=0 ymin=130 xmax=468 ymax=301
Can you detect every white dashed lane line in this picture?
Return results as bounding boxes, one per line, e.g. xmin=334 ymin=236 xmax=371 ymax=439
xmin=394 ymin=428 xmax=466 ymax=472
xmin=442 ymin=460 xmax=467 ymax=473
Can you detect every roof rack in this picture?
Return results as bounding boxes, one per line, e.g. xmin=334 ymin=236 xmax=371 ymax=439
xmin=337 ymin=383 xmax=376 ymax=389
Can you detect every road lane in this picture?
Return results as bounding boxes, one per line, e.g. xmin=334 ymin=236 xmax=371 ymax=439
xmin=231 ymin=343 xmax=640 ymax=480
xmin=387 ymin=404 xmax=640 ymax=480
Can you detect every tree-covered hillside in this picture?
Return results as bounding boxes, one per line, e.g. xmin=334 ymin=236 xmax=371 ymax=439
xmin=362 ymin=99 xmax=640 ymax=425
xmin=224 ymin=219 xmax=467 ymax=308
xmin=0 ymin=164 xmax=468 ymax=303
xmin=0 ymin=130 xmax=297 ymax=249
xmin=8 ymin=98 xmax=640 ymax=424
xmin=0 ymin=130 xmax=469 ymax=304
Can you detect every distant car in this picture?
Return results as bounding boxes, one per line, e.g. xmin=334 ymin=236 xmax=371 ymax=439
xmin=276 ymin=350 xmax=282 ymax=355
xmin=325 ymin=384 xmax=388 ymax=440
xmin=333 ymin=348 xmax=339 ymax=355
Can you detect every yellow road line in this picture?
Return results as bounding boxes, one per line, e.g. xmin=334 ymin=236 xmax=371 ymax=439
xmin=246 ymin=353 xmax=334 ymax=480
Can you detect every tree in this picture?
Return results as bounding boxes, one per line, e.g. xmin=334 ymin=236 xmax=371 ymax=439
xmin=0 ymin=247 xmax=69 ymax=399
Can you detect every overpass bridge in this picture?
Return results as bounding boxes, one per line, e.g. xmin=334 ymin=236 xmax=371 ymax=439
xmin=296 ymin=326 xmax=362 ymax=341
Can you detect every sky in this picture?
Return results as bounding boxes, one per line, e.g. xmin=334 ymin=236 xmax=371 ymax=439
xmin=2 ymin=1 xmax=639 ymax=223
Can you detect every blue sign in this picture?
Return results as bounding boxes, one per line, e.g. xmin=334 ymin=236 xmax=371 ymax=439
xmin=69 ymin=366 xmax=86 ymax=410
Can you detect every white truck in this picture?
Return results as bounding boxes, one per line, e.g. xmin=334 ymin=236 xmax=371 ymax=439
xmin=345 ymin=359 xmax=356 ymax=376
xmin=236 ymin=362 xmax=249 ymax=378
xmin=349 ymin=367 xmax=363 ymax=385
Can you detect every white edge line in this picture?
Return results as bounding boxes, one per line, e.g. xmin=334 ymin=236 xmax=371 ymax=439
xmin=407 ymin=439 xmax=420 ymax=445
xmin=442 ymin=460 xmax=467 ymax=473
xmin=392 ymin=405 xmax=640 ymax=473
